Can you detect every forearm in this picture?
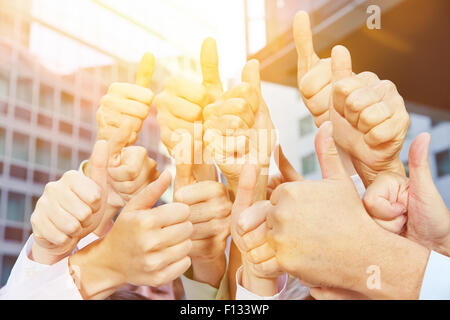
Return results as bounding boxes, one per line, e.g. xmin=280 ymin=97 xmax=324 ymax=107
xmin=191 ymin=254 xmax=226 ymax=288
xmin=68 ymin=239 xmax=123 ymax=300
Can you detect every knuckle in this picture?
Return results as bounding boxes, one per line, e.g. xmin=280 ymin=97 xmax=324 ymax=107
xmin=144 ymin=257 xmax=163 ymax=272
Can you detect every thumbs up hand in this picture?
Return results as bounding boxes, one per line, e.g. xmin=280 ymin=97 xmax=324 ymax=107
xmin=155 ymin=38 xmax=221 ymax=188
xmin=329 ymin=45 xmax=409 ymax=186
xmin=97 ymin=52 xmax=155 ymax=145
xmin=267 ymin=122 xmax=378 ymax=288
xmin=30 ymin=140 xmax=109 ymax=265
xmin=203 ymin=59 xmax=276 ymax=193
xmin=364 ymin=133 xmax=450 ymax=256
xmin=230 ymin=165 xmax=283 ymax=297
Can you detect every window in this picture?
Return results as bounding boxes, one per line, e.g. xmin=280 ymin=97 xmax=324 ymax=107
xmin=39 ymin=84 xmax=54 ymax=112
xmin=9 ymin=165 xmax=27 ymax=181
xmin=57 ymin=145 xmax=72 ymax=171
xmin=16 ymin=75 xmax=33 ymax=105
xmin=79 ymin=127 xmax=92 ymax=141
xmin=4 ymin=226 xmax=23 ymax=242
xmin=80 ymin=99 xmax=94 ymax=125
xmin=35 ymin=138 xmax=51 ymax=167
xmin=37 ymin=113 xmax=53 ymax=129
xmin=0 ymin=127 xmax=5 ymax=156
xmin=60 ymin=92 xmax=74 ymax=118
xmin=78 ymin=150 xmax=90 ymax=163
xmin=436 ymin=149 xmax=450 ymax=178
xmin=1 ymin=255 xmax=17 ymax=287
xmin=7 ymin=192 xmax=26 ymax=222
xmin=299 ymin=115 xmax=314 ymax=137
xmin=59 ymin=120 xmax=73 ymax=135
xmin=14 ymin=106 xmax=31 ymax=122
xmin=301 ymin=152 xmax=317 ymax=175
xmin=12 ymin=132 xmax=29 ymax=162
xmin=33 ymin=170 xmax=50 ymax=185
xmin=0 ymin=69 xmax=9 ymax=97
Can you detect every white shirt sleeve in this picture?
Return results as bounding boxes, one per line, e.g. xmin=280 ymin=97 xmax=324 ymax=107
xmin=419 ymin=250 xmax=450 ymax=300
xmin=0 ymin=233 xmax=99 ymax=300
xmin=235 ymin=266 xmax=310 ymax=300
xmin=351 ymin=174 xmax=366 ymax=199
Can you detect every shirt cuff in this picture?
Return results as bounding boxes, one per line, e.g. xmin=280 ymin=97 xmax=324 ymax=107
xmin=79 ymin=160 xmax=89 ymax=175
xmin=234 ymin=266 xmax=287 ymax=300
xmin=181 ymin=264 xmax=230 ymax=300
xmin=351 ymin=174 xmax=366 ymax=199
xmin=419 ymin=250 xmax=450 ymax=300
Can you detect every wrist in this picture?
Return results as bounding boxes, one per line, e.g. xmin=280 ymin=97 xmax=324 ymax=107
xmin=30 ymin=241 xmax=71 ymax=265
xmin=241 ymin=260 xmax=279 ymax=297
xmin=191 ymin=254 xmax=226 ymax=288
xmin=69 ymin=238 xmax=124 ymax=299
xmin=355 ymin=157 xmax=405 ymax=187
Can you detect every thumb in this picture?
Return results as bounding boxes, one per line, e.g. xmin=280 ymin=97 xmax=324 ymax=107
xmin=233 ymin=164 xmax=259 ymax=215
xmin=89 ymin=140 xmax=109 ymax=210
xmin=107 ymin=119 xmax=134 ymax=167
xmin=315 ymin=121 xmax=347 ymax=180
xmin=201 ymin=37 xmax=223 ymax=92
xmin=135 ymin=52 xmax=155 ymax=88
xmin=242 ymin=59 xmax=261 ymax=92
xmin=409 ymin=133 xmax=434 ymax=188
xmin=125 ymin=169 xmax=172 ymax=211
xmin=174 ymin=163 xmax=195 ymax=194
xmin=293 ymin=11 xmax=319 ymax=77
xmin=331 ymin=45 xmax=352 ymax=83
xmin=273 ymin=144 xmax=303 ymax=182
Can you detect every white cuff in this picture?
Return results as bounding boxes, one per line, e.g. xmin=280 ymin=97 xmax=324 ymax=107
xmin=235 ymin=266 xmax=287 ymax=300
xmin=419 ymin=250 xmax=450 ymax=300
xmin=351 ymin=174 xmax=366 ymax=199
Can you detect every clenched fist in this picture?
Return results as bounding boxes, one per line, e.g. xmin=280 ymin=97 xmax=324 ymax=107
xmin=30 ymin=140 xmax=108 ymax=265
xmin=97 ymin=53 xmax=155 ymax=145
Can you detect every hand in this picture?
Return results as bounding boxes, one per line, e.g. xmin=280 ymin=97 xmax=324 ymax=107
xmin=97 ymin=53 xmax=155 ymax=145
xmin=174 ymin=180 xmax=232 ymax=288
xmin=69 ymin=170 xmax=193 ymax=299
xmin=231 ymin=164 xmax=283 ymax=297
xmin=364 ymin=133 xmax=450 ymax=256
xmin=267 ymin=145 xmax=303 ymax=198
xmin=155 ymin=38 xmax=221 ymax=187
xmin=267 ymin=122 xmax=429 ymax=299
xmin=330 ymin=45 xmax=409 ymax=186
xmin=106 ymin=121 xmax=159 ymax=204
xmin=30 ymin=140 xmax=108 ymax=264
xmin=203 ymin=60 xmax=276 ymax=196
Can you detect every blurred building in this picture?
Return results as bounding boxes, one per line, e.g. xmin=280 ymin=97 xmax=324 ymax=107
xmin=247 ymin=0 xmax=450 ymax=203
xmin=0 ymin=1 xmax=192 ymax=286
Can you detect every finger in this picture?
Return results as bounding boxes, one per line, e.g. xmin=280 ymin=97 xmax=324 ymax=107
xmin=203 ymin=115 xmax=249 ymax=134
xmin=364 ymin=193 xmax=406 ymax=221
xmin=148 ymin=203 xmax=191 ymax=228
xmin=408 ymin=132 xmax=434 ymax=188
xmin=331 ymin=45 xmax=352 ymax=83
xmin=203 ymin=98 xmax=255 ymax=128
xmin=150 ymin=221 xmax=193 ymax=250
xmin=237 ymin=200 xmax=271 ymax=235
xmin=135 ymin=52 xmax=155 ymax=88
xmin=89 ymin=140 xmax=108 ymax=211
xmin=251 ymin=256 xmax=282 ymax=278
xmin=189 ymin=198 xmax=232 ymax=223
xmin=364 ymin=111 xmax=409 ymax=147
xmin=100 ymin=94 xmax=150 ymax=118
xmin=107 ymin=120 xmax=134 ymax=165
xmin=56 ymin=185 xmax=93 ymax=223
xmin=222 ymin=83 xmax=259 ymax=113
xmin=293 ymin=11 xmax=319 ymax=77
xmin=233 ymin=164 xmax=258 ymax=212
xmin=299 ymin=58 xmax=331 ymax=99
xmin=242 ymin=59 xmax=261 ymax=92
xmin=241 ymin=222 xmax=268 ymax=251
xmin=191 ymin=216 xmax=230 ymax=240
xmin=97 ymin=106 xmax=142 ymax=131
xmin=145 ymin=239 xmax=192 ymax=271
xmin=314 ymin=121 xmax=348 ymax=180
xmin=33 ymin=214 xmax=70 ymax=246
xmin=47 ymin=204 xmax=82 ymax=237
xmin=247 ymin=242 xmax=275 ymax=264
xmin=156 ymin=108 xmax=194 ymax=135
xmin=373 ymin=215 xmax=406 ymax=234
xmin=174 ymin=180 xmax=226 ymax=205
xmin=332 ymin=77 xmax=364 ymax=117
xmin=107 ymin=146 xmax=148 ymax=181
xmin=60 ymin=171 xmax=102 ymax=214
xmin=303 ymin=84 xmax=332 ymax=117
xmin=201 ymin=37 xmax=223 ymax=92
xmin=154 ymin=91 xmax=202 ymax=122
xmin=164 ymin=78 xmax=206 ymax=105
xmin=149 ymin=256 xmax=191 ymax=286
xmin=357 ymin=102 xmax=393 ymax=134
xmin=125 ymin=169 xmax=172 ymax=211
xmin=108 ymin=82 xmax=153 ymax=104
xmin=273 ymin=144 xmax=303 ymax=182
